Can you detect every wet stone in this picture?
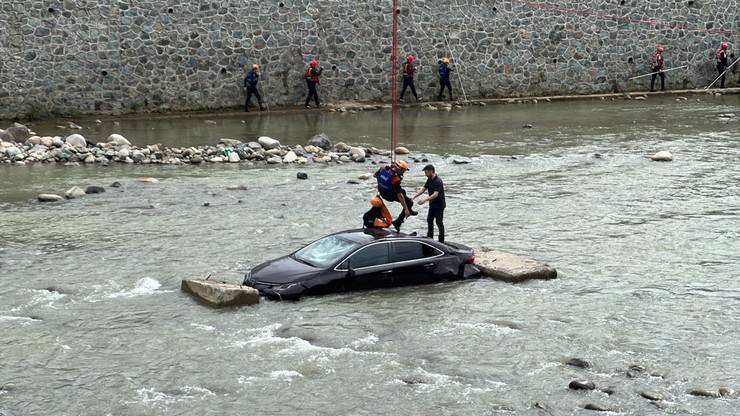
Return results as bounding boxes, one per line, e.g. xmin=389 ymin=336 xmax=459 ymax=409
xmin=565 ymin=358 xmax=591 ymax=369
xmin=640 ymin=390 xmax=663 ymax=401
xmin=584 ymin=403 xmax=611 ymax=412
xmin=85 ymin=186 xmax=106 ymax=194
xmin=296 ymin=172 xmax=308 ymax=180
xmin=688 ymin=388 xmax=720 ymax=398
xmin=569 ymin=380 xmax=595 ymax=390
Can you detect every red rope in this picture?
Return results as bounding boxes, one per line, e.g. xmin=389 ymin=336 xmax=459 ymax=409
xmin=390 ymin=0 xmax=399 ymax=161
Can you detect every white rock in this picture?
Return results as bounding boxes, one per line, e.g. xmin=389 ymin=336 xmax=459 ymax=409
xmin=131 ymin=150 xmax=145 ymax=162
xmin=38 ymin=194 xmax=64 ymax=202
xmin=313 ymin=155 xmax=331 ymax=163
xmin=651 ymin=151 xmax=673 ymax=162
xmin=138 ymin=177 xmax=159 ymax=183
xmin=358 ymin=173 xmax=372 ymax=180
xmin=118 ymin=148 xmax=131 ymax=159
xmin=334 ymin=142 xmax=351 ymax=152
xmin=258 ymin=136 xmax=281 ymax=150
xmin=209 ymin=156 xmax=224 ymax=163
xmin=84 ymin=155 xmax=95 ymax=163
xmin=296 ymin=157 xmax=308 ymax=164
xmin=26 ymin=136 xmax=41 ymax=145
xmin=476 ymin=248 xmax=557 ymax=282
xmin=65 ymin=134 xmax=87 ymax=148
xmin=228 ymin=152 xmax=241 ymax=163
xmin=68 ymin=122 xmax=83 ymax=129
xmin=65 ymin=186 xmax=86 ymax=199
xmin=452 ymin=157 xmax=472 ymax=164
xmin=40 ymin=136 xmax=54 ymax=147
xmin=266 ymin=155 xmax=283 ymax=164
xmin=107 ymin=134 xmax=131 ymax=146
xmin=349 ymin=146 xmax=366 ymax=159
xmin=51 ymin=137 xmax=64 ymax=147
xmin=395 ymin=146 xmax=410 ymax=155
xmin=304 ymin=145 xmax=321 ymax=154
xmin=283 ymin=151 xmax=298 ymax=163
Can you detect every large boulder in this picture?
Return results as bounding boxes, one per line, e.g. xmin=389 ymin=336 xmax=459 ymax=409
xmin=107 ymin=134 xmax=131 ymax=146
xmin=6 ymin=123 xmax=31 ymax=142
xmin=475 ymin=248 xmax=557 ymax=282
xmin=65 ymin=134 xmax=87 ymax=148
xmin=257 ymin=136 xmax=281 ymax=150
xmin=349 ymin=146 xmax=366 ymax=162
xmin=181 ymin=278 xmax=259 ymax=307
xmin=306 ymin=133 xmax=333 ymax=150
xmin=395 ymin=146 xmax=410 ymax=155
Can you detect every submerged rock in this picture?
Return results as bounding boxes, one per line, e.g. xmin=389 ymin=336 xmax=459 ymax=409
xmin=181 ymin=278 xmax=259 ymax=307
xmin=84 ymin=186 xmax=105 ymax=194
xmin=38 ymin=194 xmax=64 ymax=202
xmin=475 ymin=248 xmax=557 ymax=282
xmin=640 ymin=390 xmax=663 ymax=401
xmin=651 ymin=151 xmax=673 ymax=162
xmin=565 ymin=358 xmax=591 ymax=369
xmin=688 ymin=388 xmax=720 ymax=398
xmin=569 ymin=380 xmax=596 ymax=390
xmin=296 ymin=172 xmax=308 ymax=180
xmin=583 ymin=403 xmax=610 ymax=412
xmin=65 ymin=186 xmax=86 ymax=199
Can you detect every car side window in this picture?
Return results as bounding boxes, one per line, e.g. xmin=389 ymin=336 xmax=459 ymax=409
xmin=348 ymin=243 xmax=390 ymax=268
xmin=391 ymin=241 xmax=425 ymax=263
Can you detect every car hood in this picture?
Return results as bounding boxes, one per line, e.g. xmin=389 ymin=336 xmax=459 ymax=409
xmin=250 ymin=255 xmax=322 ymax=284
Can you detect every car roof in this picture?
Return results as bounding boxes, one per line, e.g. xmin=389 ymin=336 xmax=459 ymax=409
xmin=332 ymin=228 xmax=431 ymax=244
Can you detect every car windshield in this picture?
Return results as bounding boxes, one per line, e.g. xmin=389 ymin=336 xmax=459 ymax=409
xmin=292 ymin=235 xmax=360 ymax=268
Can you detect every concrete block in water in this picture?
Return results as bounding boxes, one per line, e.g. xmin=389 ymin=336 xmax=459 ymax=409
xmin=181 ymin=278 xmax=259 ymax=307
xmin=475 ymin=248 xmax=557 ymax=282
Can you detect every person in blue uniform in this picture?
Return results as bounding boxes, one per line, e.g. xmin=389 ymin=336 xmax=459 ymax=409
xmin=374 ymin=159 xmax=417 ymax=232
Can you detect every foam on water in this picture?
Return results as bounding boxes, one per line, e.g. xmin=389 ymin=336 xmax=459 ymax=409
xmin=8 ymin=289 xmax=66 ymax=313
xmin=0 ymin=315 xmax=42 ymax=326
xmin=189 ymin=323 xmax=216 ymax=332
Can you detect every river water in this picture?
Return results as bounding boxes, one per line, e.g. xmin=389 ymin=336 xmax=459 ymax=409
xmin=1 ymin=95 xmax=739 ymax=415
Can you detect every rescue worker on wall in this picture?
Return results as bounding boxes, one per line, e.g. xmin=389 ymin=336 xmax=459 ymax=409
xmin=244 ymin=64 xmax=265 ymax=112
xmin=304 ymin=59 xmax=323 ymax=109
xmin=437 ymin=57 xmax=454 ymax=101
xmin=374 ymin=159 xmax=418 ymax=233
xmin=650 ymin=46 xmax=666 ymax=92
xmin=400 ymin=53 xmax=420 ymax=102
xmin=716 ymin=42 xmax=729 ymax=88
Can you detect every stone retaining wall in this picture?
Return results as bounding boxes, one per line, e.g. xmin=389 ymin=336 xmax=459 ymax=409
xmin=1 ymin=0 xmax=737 ymax=118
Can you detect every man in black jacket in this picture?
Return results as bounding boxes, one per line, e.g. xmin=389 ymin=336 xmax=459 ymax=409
xmin=413 ymin=164 xmax=446 ymax=243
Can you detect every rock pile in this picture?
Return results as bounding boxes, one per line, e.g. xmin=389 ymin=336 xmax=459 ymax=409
xmin=0 ymin=123 xmax=404 ymax=167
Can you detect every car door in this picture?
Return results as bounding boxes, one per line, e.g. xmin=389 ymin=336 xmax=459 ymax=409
xmin=344 ymin=242 xmax=393 ymax=291
xmin=389 ymin=241 xmax=445 ymax=286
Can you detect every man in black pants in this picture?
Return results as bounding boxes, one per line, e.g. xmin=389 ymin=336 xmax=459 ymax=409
xmin=437 ymin=57 xmax=454 ymax=101
xmin=304 ymin=59 xmax=323 ymax=108
xmin=244 ymin=64 xmax=265 ymax=112
xmin=400 ymin=53 xmax=420 ymax=102
xmin=650 ymin=46 xmax=665 ymax=92
xmin=716 ymin=42 xmax=729 ymax=88
xmin=413 ymin=164 xmax=445 ymax=243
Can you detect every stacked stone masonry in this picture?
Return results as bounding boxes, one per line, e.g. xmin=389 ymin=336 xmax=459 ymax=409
xmin=0 ymin=0 xmax=737 ymax=118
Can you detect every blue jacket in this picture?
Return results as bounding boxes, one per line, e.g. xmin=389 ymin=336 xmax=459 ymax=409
xmin=244 ymin=70 xmax=259 ymax=88
xmin=375 ymin=166 xmax=402 ymax=200
xmin=438 ymin=63 xmax=453 ymax=79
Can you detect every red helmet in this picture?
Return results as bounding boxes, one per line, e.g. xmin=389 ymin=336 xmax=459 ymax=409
xmin=720 ymin=42 xmax=729 ymax=50
xmin=406 ymin=54 xmax=414 ymax=62
xmin=656 ymin=46 xmax=664 ymax=53
xmin=309 ymin=59 xmax=318 ymax=68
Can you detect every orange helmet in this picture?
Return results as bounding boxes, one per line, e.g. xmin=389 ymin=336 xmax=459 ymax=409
xmin=441 ymin=57 xmax=450 ymax=64
xmin=370 ymin=195 xmax=383 ymax=208
xmin=252 ymin=64 xmax=259 ymax=69
xmin=393 ymin=159 xmax=409 ymax=171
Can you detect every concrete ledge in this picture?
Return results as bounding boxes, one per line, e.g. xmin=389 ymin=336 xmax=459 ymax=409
xmin=181 ymin=278 xmax=259 ymax=307
xmin=475 ymin=248 xmax=557 ymax=283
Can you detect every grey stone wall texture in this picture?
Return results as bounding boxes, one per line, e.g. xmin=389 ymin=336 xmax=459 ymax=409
xmin=0 ymin=0 xmax=737 ymax=118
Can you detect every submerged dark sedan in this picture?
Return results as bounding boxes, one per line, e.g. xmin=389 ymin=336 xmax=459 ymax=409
xmin=243 ymin=229 xmax=480 ymax=300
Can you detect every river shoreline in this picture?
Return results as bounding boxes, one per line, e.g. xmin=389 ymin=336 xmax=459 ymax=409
xmin=1 ymin=88 xmax=738 ymax=124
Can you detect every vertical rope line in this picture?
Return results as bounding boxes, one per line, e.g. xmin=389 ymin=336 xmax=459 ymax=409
xmin=390 ymin=0 xmax=399 ymax=161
